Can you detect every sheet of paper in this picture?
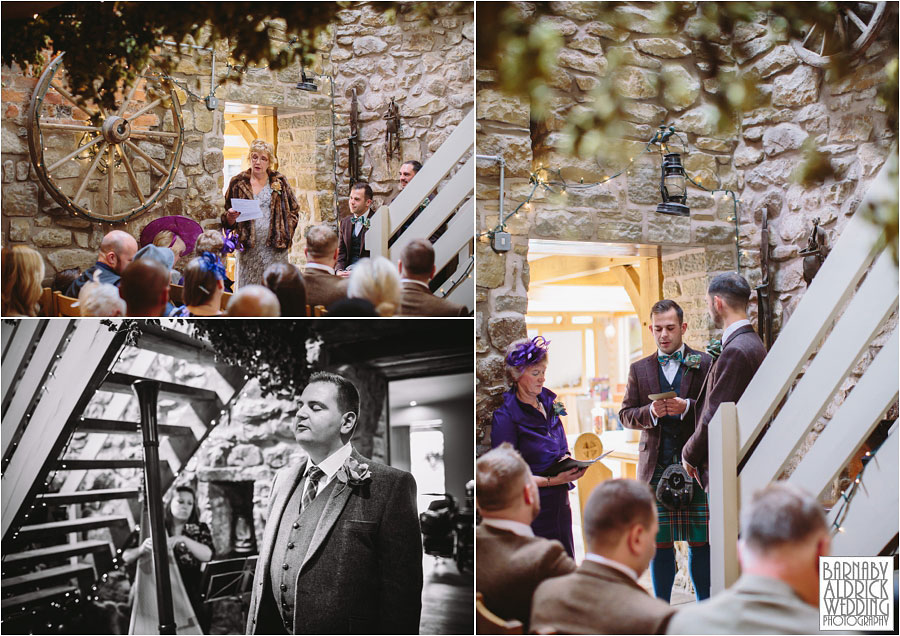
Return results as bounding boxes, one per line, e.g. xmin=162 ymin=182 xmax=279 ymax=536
xmin=231 ymin=198 xmax=264 ymax=222
xmin=648 ymin=391 xmax=677 ymax=401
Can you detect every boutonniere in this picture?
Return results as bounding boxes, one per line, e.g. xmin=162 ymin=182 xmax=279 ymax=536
xmin=336 ymin=456 xmax=372 ymax=487
xmin=270 ymin=179 xmax=282 ymax=193
xmin=552 ymin=400 xmax=567 ymax=417
xmin=706 ymin=339 xmax=722 ymax=360
xmin=684 ymin=353 xmax=702 ymax=369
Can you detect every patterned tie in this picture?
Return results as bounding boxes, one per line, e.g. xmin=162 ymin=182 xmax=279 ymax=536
xmin=658 ymin=350 xmax=684 ymax=366
xmin=301 ymin=466 xmax=324 ymax=511
xmin=350 ymin=215 xmax=370 ymax=228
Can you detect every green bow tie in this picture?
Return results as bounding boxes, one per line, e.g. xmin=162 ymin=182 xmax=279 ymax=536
xmin=707 ymin=339 xmax=722 ymax=360
xmin=350 ymin=215 xmax=370 ymax=229
xmin=658 ymin=350 xmax=684 ymax=366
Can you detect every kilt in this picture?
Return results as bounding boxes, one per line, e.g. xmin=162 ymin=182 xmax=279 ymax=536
xmin=650 ymin=462 xmax=709 ymax=544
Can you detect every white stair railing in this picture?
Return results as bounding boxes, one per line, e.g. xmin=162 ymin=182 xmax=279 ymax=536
xmin=368 ymin=108 xmax=474 ymax=307
xmin=708 ymin=150 xmax=899 ymax=593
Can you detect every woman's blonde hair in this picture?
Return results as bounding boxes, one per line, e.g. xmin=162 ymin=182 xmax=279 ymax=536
xmin=2 ymin=246 xmax=44 ymax=316
xmin=247 ymin=139 xmax=277 ymax=171
xmin=347 ymin=257 xmax=401 ymax=317
xmin=194 ymin=229 xmax=225 ymax=256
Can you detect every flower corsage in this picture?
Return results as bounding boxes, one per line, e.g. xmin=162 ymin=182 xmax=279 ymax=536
xmin=270 ymin=179 xmax=282 ymax=193
xmin=684 ymin=353 xmax=702 ymax=370
xmin=706 ymin=338 xmax=723 ymax=360
xmin=552 ymin=400 xmax=567 ymax=417
xmin=336 ymin=456 xmax=372 ymax=487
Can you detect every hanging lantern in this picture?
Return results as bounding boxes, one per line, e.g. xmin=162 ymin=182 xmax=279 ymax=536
xmin=656 ymin=152 xmax=690 ymax=217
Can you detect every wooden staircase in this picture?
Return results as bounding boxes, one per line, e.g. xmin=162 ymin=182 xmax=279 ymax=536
xmin=1 ymin=320 xmax=250 ymax=626
xmin=707 ymin=151 xmax=899 ymax=592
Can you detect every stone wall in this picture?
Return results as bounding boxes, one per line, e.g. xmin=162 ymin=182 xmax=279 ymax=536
xmin=475 ymin=2 xmax=897 ymax=449
xmin=329 ymin=2 xmax=474 ymax=215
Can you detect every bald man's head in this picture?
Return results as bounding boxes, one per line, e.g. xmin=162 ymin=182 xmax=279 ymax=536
xmin=99 ymin=230 xmax=138 ymax=274
xmin=400 ymin=239 xmax=435 ymax=282
xmin=120 ymin=258 xmax=169 ymax=317
xmin=226 ymin=284 xmax=281 ymax=317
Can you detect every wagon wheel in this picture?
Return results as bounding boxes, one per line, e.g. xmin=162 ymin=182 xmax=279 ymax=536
xmin=26 ymin=52 xmax=184 ymax=223
xmin=790 ymin=2 xmax=889 ymax=68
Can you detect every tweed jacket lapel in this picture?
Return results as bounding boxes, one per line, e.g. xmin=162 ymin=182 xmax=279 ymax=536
xmin=300 ymin=447 xmax=363 ymax=569
xmin=641 ymin=354 xmax=663 ymax=397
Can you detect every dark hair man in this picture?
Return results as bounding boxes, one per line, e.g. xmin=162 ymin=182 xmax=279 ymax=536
xmin=619 ymin=299 xmax=714 ymax=603
xmin=682 ymin=272 xmax=767 ymax=490
xmin=336 ymin=182 xmax=375 ymax=275
xmin=302 ymin=224 xmax=348 ymax=308
xmin=119 ymin=258 xmax=170 ymax=317
xmin=530 ymin=479 xmax=676 ymax=634
xmin=397 ymin=239 xmax=467 ymax=317
xmin=476 ymin=443 xmax=575 ymax=630
xmin=246 ymin=372 xmax=423 ymax=634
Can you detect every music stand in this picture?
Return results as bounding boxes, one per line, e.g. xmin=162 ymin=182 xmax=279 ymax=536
xmin=200 ymin=556 xmax=257 ymax=627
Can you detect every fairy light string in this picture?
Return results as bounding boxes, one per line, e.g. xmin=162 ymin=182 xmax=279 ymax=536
xmin=830 ymin=447 xmax=879 ymax=536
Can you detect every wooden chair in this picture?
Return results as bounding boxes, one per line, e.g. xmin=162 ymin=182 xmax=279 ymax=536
xmin=476 ymin=592 xmax=523 ymax=635
xmin=54 ymin=291 xmax=80 ymax=317
xmin=313 ymin=305 xmax=327 ymax=317
xmin=39 ymin=287 xmax=56 ymax=317
xmin=220 ymin=290 xmax=232 ymax=311
xmin=169 ymin=283 xmax=184 ymax=307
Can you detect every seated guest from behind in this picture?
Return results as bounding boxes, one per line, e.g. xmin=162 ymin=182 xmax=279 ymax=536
xmin=2 ymin=246 xmax=44 ymax=317
xmin=120 ymin=259 xmax=170 ymax=318
xmin=77 ymin=275 xmax=126 ymax=317
xmin=336 ymin=182 xmax=375 ymax=275
xmin=347 ymin=256 xmax=400 ymax=317
xmin=263 ymin=262 xmax=306 ymax=317
xmin=134 ymin=244 xmax=177 ymax=317
xmin=194 ymin=229 xmax=234 ymax=292
xmin=66 ymin=230 xmax=138 ymax=297
xmin=226 ymin=284 xmax=280 ymax=317
xmin=667 ymin=483 xmax=829 ymax=635
xmin=52 ymin=268 xmax=80 ymax=295
xmin=531 ymin=479 xmax=676 ymax=635
xmin=398 ymin=239 xmax=467 ymax=317
xmin=302 ymin=224 xmax=348 ymax=307
xmin=170 ymin=253 xmax=226 ymax=317
xmin=476 ymin=443 xmax=575 ymax=631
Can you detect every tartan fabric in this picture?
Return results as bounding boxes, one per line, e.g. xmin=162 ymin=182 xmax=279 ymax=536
xmin=650 ymin=462 xmax=709 ymax=544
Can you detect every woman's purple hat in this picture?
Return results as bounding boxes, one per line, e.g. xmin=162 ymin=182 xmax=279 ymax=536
xmin=505 ymin=336 xmax=551 ymax=368
xmin=140 ymin=215 xmax=204 ymax=255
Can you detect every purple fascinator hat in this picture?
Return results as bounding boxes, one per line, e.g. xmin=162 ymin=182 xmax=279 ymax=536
xmin=140 ymin=215 xmax=204 ymax=255
xmin=505 ymin=336 xmax=551 ymax=369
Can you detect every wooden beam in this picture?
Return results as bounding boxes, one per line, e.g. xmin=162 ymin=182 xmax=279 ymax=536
xmin=259 ymin=114 xmax=277 ymax=150
xmin=227 ymin=119 xmax=257 ymax=146
xmin=638 ymin=256 xmax=663 ymax=356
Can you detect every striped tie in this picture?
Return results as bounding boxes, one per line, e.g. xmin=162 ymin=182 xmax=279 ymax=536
xmin=301 ymin=466 xmax=324 ymax=511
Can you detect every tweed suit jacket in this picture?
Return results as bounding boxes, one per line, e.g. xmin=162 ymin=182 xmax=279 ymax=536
xmin=666 ymin=574 xmax=820 ymax=634
xmin=682 ymin=324 xmax=767 ymax=490
xmin=618 ymin=345 xmax=712 ymax=483
xmin=336 ymin=209 xmax=377 ymax=272
xmin=476 ymin=524 xmax=575 ymax=630
xmin=301 ymin=267 xmax=348 ymax=308
xmin=530 ymin=560 xmax=676 ymax=635
xmin=246 ymin=448 xmax=423 ymax=635
xmin=398 ymin=281 xmax=468 ymax=317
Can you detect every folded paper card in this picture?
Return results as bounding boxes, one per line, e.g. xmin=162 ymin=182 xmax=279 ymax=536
xmin=539 ymin=450 xmax=614 ymax=477
xmin=231 ymin=198 xmax=264 ymax=222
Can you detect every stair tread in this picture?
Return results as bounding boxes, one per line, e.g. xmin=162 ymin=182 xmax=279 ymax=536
xmin=2 ymin=562 xmax=93 ymax=588
xmin=1 ymin=585 xmax=77 ymax=610
xmin=3 ymin=540 xmax=111 ymax=563
xmin=36 ymin=488 xmax=140 ymax=504
xmin=18 ymin=515 xmax=129 ymax=533
xmin=77 ymin=418 xmax=194 ymax=436
xmin=56 ymin=459 xmax=143 ymax=469
xmin=100 ymin=372 xmax=220 ymax=403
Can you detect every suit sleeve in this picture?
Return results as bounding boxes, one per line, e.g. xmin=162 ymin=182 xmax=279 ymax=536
xmin=336 ymin=219 xmax=348 ymax=271
xmin=537 ymin=543 xmax=576 ymax=579
xmin=619 ymin=362 xmax=654 ymax=430
xmin=682 ymin=347 xmax=755 ymax=470
xmin=377 ymin=471 xmax=423 ymax=634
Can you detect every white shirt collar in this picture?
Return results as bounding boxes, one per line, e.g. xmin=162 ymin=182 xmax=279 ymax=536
xmin=656 ymin=343 xmax=685 ymax=361
xmin=400 ymin=278 xmax=430 ymax=290
xmin=481 ymin=518 xmax=534 ymax=538
xmin=584 ymin=553 xmax=640 ymax=582
xmin=722 ymin=319 xmax=752 ymax=346
xmin=308 ymin=442 xmax=353 ymax=481
xmin=305 ymin=262 xmax=336 ymax=275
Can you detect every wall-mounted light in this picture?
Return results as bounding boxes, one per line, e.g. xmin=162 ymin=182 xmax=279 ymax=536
xmin=657 ymin=152 xmax=690 ymax=217
xmin=296 ymin=67 xmax=318 ymax=92
xmin=604 ymin=323 xmax=616 ymax=339
xmin=409 ymin=401 xmax=417 ymax=407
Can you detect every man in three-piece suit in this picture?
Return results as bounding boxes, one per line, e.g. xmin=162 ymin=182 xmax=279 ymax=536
xmin=398 ymin=239 xmax=468 ymax=317
xmin=246 ymin=372 xmax=423 ymax=635
xmin=682 ymin=273 xmax=768 ymax=490
xmin=336 ymin=182 xmax=376 ymax=275
xmin=476 ymin=443 xmax=575 ymax=631
xmin=619 ymin=299 xmax=713 ymax=602
xmin=530 ymin=480 xmax=676 ymax=635
xmin=301 ymin=224 xmax=348 ymax=308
